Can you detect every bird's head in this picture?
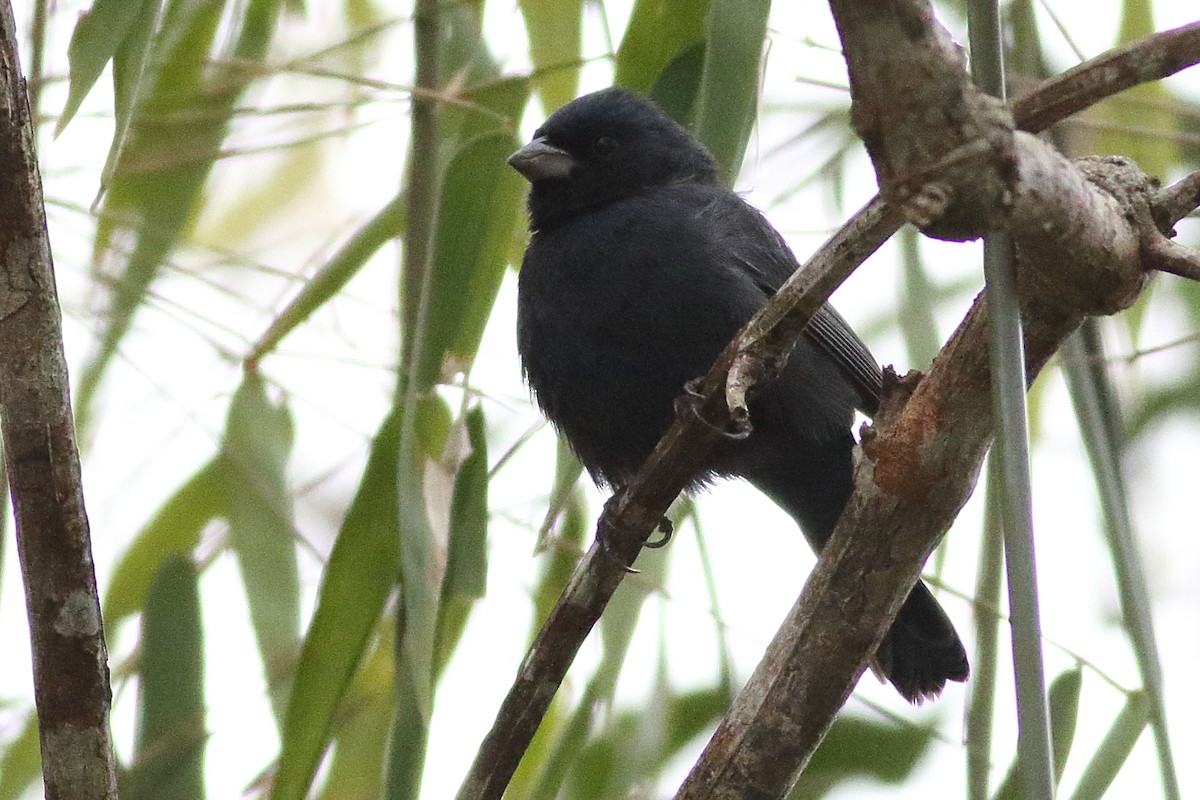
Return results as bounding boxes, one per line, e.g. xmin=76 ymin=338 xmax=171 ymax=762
xmin=508 ymin=87 xmax=718 ymax=231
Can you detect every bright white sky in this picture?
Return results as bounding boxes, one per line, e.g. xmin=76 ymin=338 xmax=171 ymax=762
xmin=1 ymin=1 xmax=1198 ymax=799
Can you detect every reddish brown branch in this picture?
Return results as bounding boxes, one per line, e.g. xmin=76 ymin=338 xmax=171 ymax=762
xmin=0 ymin=4 xmax=117 ymax=798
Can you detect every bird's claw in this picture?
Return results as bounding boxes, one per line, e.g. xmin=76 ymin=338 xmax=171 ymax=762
xmin=679 ymin=379 xmax=753 ymax=440
xmin=644 ymin=516 xmax=674 ymax=549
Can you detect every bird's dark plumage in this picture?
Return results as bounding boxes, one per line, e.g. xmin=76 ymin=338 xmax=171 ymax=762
xmin=510 ymin=87 xmax=968 ymax=702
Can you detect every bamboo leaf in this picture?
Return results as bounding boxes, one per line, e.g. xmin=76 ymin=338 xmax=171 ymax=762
xmin=434 ymin=405 xmax=490 ymax=675
xmin=221 ymin=373 xmax=300 ymax=727
xmin=417 ymin=78 xmax=530 ymax=389
xmin=517 ymin=0 xmax=583 ymax=112
xmin=693 ymin=0 xmax=770 ymax=183
xmin=270 ymin=411 xmax=403 ymax=800
xmin=77 ymin=0 xmax=285 ymax=426
xmin=787 ymin=716 xmax=935 ymax=798
xmin=317 ymin=633 xmax=394 ymax=800
xmin=246 ymin=193 xmax=406 ymax=367
xmin=122 ymin=555 xmax=206 ymax=800
xmin=103 ymin=459 xmax=225 ymax=626
xmin=0 ymin=713 xmax=41 ymax=800
xmin=615 ymin=0 xmax=709 ymax=93
xmin=994 ymin=666 xmax=1084 ymax=799
xmin=648 ymin=41 xmax=706 ymax=125
xmin=534 ymin=437 xmax=583 ymax=550
xmin=57 ymin=0 xmax=160 ymax=136
xmin=1067 ymin=691 xmax=1151 ymax=800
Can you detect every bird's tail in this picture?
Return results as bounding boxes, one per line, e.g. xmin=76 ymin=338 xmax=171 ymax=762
xmin=871 ymin=580 xmax=970 ymax=703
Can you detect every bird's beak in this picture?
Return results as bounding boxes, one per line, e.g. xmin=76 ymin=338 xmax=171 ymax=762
xmin=507 ymin=137 xmax=577 ymax=182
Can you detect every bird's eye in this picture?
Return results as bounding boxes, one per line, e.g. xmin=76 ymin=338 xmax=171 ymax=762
xmin=593 ymin=136 xmax=618 ymax=156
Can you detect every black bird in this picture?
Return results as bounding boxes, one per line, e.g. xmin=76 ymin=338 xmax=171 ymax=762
xmin=508 ymin=87 xmax=968 ymax=702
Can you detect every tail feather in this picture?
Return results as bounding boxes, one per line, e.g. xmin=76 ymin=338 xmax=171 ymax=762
xmin=872 ymin=580 xmax=970 ymax=703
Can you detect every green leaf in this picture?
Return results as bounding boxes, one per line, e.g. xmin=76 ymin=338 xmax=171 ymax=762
xmin=418 ymin=131 xmax=527 ymax=387
xmin=57 ymin=0 xmax=160 ymax=136
xmin=76 ymin=0 xmax=285 ymax=428
xmin=648 ymin=41 xmax=707 ymax=125
xmin=103 ymin=459 xmax=225 ymax=626
xmin=1067 ymin=691 xmax=1151 ymax=800
xmin=220 ymin=373 xmax=300 ymax=726
xmin=393 ymin=403 xmax=443 ymax=717
xmin=615 ymin=0 xmax=709 ymax=93
xmin=416 ymin=78 xmax=530 ymax=390
xmin=694 ymin=0 xmax=771 ymax=184
xmin=271 ymin=411 xmax=402 ymax=800
xmin=122 ymin=555 xmax=206 ymax=800
xmin=246 ymin=193 xmax=406 ymax=366
xmin=434 ymin=405 xmax=491 ymax=675
xmin=788 ymin=716 xmax=935 ymax=798
xmin=0 ymin=713 xmax=41 ymax=800
xmin=317 ymin=633 xmax=394 ymax=800
xmin=531 ymin=488 xmax=587 ymax=631
xmin=534 ymin=437 xmax=583 ymax=550
xmin=994 ymin=666 xmax=1084 ymax=798
xmin=518 ymin=0 xmax=583 ymax=112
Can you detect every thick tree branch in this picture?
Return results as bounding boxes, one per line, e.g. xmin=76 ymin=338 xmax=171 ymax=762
xmin=0 ymin=4 xmax=117 ymax=798
xmin=456 ymin=14 xmax=1200 ymax=800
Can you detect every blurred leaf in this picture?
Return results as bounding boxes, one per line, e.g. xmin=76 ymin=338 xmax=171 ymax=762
xmin=518 ymin=0 xmax=583 ymax=112
xmin=247 ymin=192 xmax=406 ymax=366
xmin=271 ymin=411 xmax=402 ymax=800
xmin=220 ymin=373 xmax=300 ymax=726
xmin=787 ymin=716 xmax=936 ymax=798
xmin=1067 ymin=691 xmax=1150 ymax=800
xmin=104 ymin=459 xmax=225 ymax=626
xmin=1094 ymin=0 xmax=1179 ymax=179
xmin=694 ymin=0 xmax=770 ymax=184
xmin=994 ymin=666 xmax=1083 ymax=798
xmin=77 ymin=0 xmax=284 ymax=426
xmin=1128 ymin=364 xmax=1200 ymax=438
xmin=540 ymin=539 xmax=668 ymax=799
xmin=434 ymin=405 xmax=490 ymax=676
xmin=417 ymin=78 xmax=531 ymax=389
xmin=535 ymin=437 xmax=584 ymax=550
xmin=615 ymin=0 xmax=709 ymax=92
xmin=383 ymin=406 xmax=445 ymax=798
xmin=898 ymin=227 xmax=941 ymax=368
xmin=57 ymin=0 xmax=160 ymax=136
xmin=122 ymin=555 xmax=206 ymax=800
xmin=0 ymin=713 xmax=41 ymax=800
xmin=532 ymin=488 xmax=587 ymax=629
xmin=648 ymin=41 xmax=706 ymax=125
xmin=317 ymin=631 xmax=395 ymax=800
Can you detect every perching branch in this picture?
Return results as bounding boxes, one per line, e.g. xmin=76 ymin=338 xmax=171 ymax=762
xmin=455 ymin=16 xmax=1200 ymax=800
xmin=0 ymin=4 xmax=117 ymax=799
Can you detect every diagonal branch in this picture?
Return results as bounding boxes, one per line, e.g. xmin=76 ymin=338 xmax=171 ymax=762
xmin=455 ymin=16 xmax=1200 ymax=800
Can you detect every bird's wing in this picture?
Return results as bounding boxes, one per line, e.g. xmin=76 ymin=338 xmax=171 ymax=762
xmin=707 ymin=191 xmax=883 ymax=415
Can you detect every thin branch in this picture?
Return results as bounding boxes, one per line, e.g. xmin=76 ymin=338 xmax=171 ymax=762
xmin=0 ymin=3 xmax=117 ymax=799
xmin=1011 ymin=21 xmax=1200 ymax=134
xmin=1154 ymin=169 xmax=1200 ymax=229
